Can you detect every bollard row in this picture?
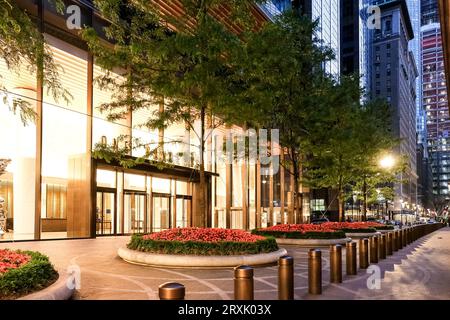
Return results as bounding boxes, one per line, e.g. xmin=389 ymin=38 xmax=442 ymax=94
xmin=158 ymin=223 xmax=445 ymax=300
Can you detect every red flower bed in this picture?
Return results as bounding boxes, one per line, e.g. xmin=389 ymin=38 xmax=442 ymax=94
xmin=130 ymin=228 xmax=278 ymax=255
xmin=252 ymin=224 xmax=346 ymax=239
xmin=0 ymin=249 xmax=31 ymax=275
xmin=257 ymin=224 xmax=339 ymax=233
xmin=143 ymin=228 xmax=266 ymax=243
xmin=322 ymin=222 xmax=384 ymax=230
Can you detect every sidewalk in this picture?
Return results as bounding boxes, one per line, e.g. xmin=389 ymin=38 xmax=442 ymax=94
xmin=309 ymin=227 xmax=450 ymax=300
xmin=1 ymin=227 xmax=449 ymax=300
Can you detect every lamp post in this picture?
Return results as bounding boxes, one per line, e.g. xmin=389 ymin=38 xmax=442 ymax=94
xmin=379 ymin=154 xmax=396 ymax=222
xmin=379 ymin=155 xmax=396 ymax=171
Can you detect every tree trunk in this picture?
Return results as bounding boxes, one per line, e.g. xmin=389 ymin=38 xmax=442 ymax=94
xmin=294 ymin=175 xmax=302 ymax=224
xmin=292 ymin=154 xmax=302 ymax=224
xmin=338 ymin=193 xmax=344 ymax=222
xmin=198 ymin=105 xmax=207 ymax=227
xmin=362 ymin=177 xmax=367 ymax=221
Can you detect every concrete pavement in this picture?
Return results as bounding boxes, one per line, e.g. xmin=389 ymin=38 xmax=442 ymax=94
xmin=1 ymin=227 xmax=449 ymax=300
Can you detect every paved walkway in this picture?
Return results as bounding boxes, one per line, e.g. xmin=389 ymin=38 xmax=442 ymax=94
xmin=1 ymin=228 xmax=449 ymax=300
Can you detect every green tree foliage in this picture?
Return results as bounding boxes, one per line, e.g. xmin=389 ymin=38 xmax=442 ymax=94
xmin=82 ymin=0 xmax=265 ymax=226
xmin=238 ymin=10 xmax=334 ymax=223
xmin=302 ymin=76 xmax=400 ymax=221
xmin=0 ymin=0 xmax=69 ymax=124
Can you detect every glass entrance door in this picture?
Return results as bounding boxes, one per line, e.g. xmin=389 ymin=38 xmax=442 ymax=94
xmin=175 ymin=196 xmax=191 ymax=228
xmin=152 ymin=193 xmax=170 ymax=232
xmin=124 ymin=192 xmax=146 ymax=234
xmin=96 ymin=191 xmax=115 ymax=235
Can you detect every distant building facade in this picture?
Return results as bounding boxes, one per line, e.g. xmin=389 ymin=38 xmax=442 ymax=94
xmin=421 ymin=0 xmax=450 ymax=198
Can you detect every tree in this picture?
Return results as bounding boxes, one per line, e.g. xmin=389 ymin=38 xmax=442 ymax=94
xmin=0 ymin=0 xmax=69 ymax=124
xmin=82 ymin=0 xmax=264 ymax=227
xmin=432 ymin=195 xmax=449 ymax=217
xmin=0 ymin=159 xmax=11 ymax=177
xmin=302 ymin=76 xmax=367 ymax=222
xmin=237 ymin=11 xmax=334 ymax=223
xmin=1 ymin=0 xmax=69 ymax=175
xmin=351 ymin=98 xmax=403 ymax=220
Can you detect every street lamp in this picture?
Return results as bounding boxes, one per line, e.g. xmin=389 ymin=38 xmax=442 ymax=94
xmin=378 ymin=153 xmax=396 ymax=221
xmin=379 ymin=154 xmax=396 ymax=170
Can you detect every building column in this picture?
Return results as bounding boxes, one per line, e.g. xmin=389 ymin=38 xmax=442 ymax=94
xmin=34 ymin=0 xmax=44 ymax=240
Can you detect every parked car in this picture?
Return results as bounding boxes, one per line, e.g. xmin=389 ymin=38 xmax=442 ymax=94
xmin=311 ymin=218 xmax=329 ymax=225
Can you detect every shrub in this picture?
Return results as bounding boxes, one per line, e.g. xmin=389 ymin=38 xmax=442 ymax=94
xmin=251 ymin=230 xmax=346 ymax=240
xmin=339 ymin=228 xmax=377 ymax=233
xmin=128 ymin=228 xmax=279 ymax=255
xmin=0 ymin=250 xmax=58 ymax=299
xmin=373 ymin=225 xmax=395 ymax=231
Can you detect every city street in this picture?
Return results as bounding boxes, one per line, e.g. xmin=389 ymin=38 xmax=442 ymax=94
xmin=2 ymin=228 xmax=450 ymax=300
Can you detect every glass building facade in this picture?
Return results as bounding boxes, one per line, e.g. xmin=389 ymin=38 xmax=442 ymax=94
xmin=271 ymin=0 xmax=341 ymax=76
xmin=312 ymin=0 xmax=341 ymax=76
xmin=419 ymin=0 xmax=450 ymax=198
xmin=0 ymin=0 xmax=309 ymax=241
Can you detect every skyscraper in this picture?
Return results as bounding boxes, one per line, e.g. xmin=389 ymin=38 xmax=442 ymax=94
xmin=312 ymin=0 xmax=341 ymax=75
xmin=272 ymin=0 xmax=341 ymax=76
xmin=341 ymin=1 xmax=420 ymax=218
xmin=421 ymin=0 xmax=450 ymax=198
xmin=407 ymin=0 xmax=426 ymax=148
xmin=369 ymin=1 xmax=418 ymax=217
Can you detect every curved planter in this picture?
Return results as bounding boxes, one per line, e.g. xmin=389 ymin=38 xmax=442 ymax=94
xmin=118 ymin=247 xmax=288 ymax=269
xmin=376 ymin=229 xmax=395 ymax=234
xmin=18 ymin=271 xmax=75 ymax=300
xmin=275 ymin=237 xmax=351 ymax=247
xmin=345 ymin=231 xmax=381 ymax=239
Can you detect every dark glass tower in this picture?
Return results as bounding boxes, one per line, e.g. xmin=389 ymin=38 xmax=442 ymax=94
xmin=421 ymin=0 xmax=450 ymax=199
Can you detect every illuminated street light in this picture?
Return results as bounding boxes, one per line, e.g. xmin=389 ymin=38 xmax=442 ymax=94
xmin=379 ymin=154 xmax=396 ymax=169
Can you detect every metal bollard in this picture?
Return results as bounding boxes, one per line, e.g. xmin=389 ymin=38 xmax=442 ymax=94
xmin=370 ymin=236 xmax=379 ymax=263
xmin=398 ymin=230 xmax=403 ymax=250
xmin=330 ymin=245 xmax=342 ymax=283
xmin=308 ymin=249 xmax=322 ymax=295
xmin=393 ymin=231 xmax=398 ymax=251
xmin=387 ymin=232 xmax=393 ymax=256
xmin=359 ymin=238 xmax=369 ymax=269
xmin=159 ymin=282 xmax=185 ymax=300
xmin=379 ymin=234 xmax=386 ymax=260
xmin=346 ymin=241 xmax=357 ymax=275
xmin=278 ymin=256 xmax=294 ymax=300
xmin=402 ymin=228 xmax=407 ymax=247
xmin=234 ymin=265 xmax=254 ymax=300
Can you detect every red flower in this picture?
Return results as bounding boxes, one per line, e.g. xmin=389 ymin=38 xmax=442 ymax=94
xmin=143 ymin=228 xmax=266 ymax=243
xmin=322 ymin=222 xmax=383 ymax=230
xmin=258 ymin=222 xmax=385 ymax=234
xmin=258 ymin=224 xmax=338 ymax=233
xmin=0 ymin=249 xmax=31 ymax=275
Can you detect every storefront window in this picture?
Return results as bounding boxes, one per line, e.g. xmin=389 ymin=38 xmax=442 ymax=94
xmin=42 ymin=34 xmax=89 ymax=239
xmin=124 ymin=173 xmax=146 ymax=191
xmin=97 ymin=169 xmax=116 ymax=188
xmin=92 ymin=63 xmax=130 ymax=149
xmin=0 ymin=56 xmax=37 ymax=241
xmin=152 ymin=177 xmax=171 ymax=194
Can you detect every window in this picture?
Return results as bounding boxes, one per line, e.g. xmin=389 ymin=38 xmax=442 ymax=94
xmin=44 ymin=184 xmax=67 ymax=219
xmin=311 ymin=199 xmax=325 ymax=211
